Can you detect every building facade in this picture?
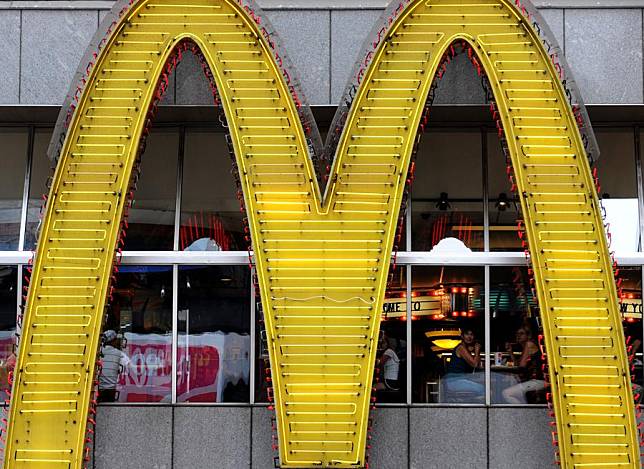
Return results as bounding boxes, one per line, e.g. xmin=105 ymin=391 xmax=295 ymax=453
xmin=1 ymin=0 xmax=644 ymax=467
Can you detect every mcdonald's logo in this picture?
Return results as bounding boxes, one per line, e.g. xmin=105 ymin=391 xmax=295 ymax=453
xmin=4 ymin=0 xmax=640 ymax=468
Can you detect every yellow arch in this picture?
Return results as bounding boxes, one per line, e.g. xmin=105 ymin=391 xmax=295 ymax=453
xmin=4 ymin=0 xmax=638 ymax=468
xmin=328 ymin=1 xmax=639 ymax=467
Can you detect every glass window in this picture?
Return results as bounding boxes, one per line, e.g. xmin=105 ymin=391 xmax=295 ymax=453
xmin=25 ymin=129 xmax=54 ymax=251
xmin=412 ymin=131 xmax=484 ymax=252
xmin=0 ymin=267 xmax=17 ymax=403
xmin=124 ymin=129 xmax=179 ymax=250
xmin=99 ymin=266 xmax=172 ymax=403
xmin=378 ymin=266 xmax=407 ymax=403
xmin=488 ymin=132 xmax=522 ymax=252
xmin=0 ymin=129 xmax=27 ymax=250
xmin=255 ymin=278 xmax=268 ymax=403
xmin=26 ymin=128 xmax=179 ymax=251
xmin=411 ymin=266 xmax=484 ymax=403
xmin=177 ymin=265 xmax=250 ymax=403
xmin=597 ymin=129 xmax=638 ymax=253
xmin=617 ymin=266 xmax=643 ymax=398
xmin=490 ymin=267 xmax=545 ymax=404
xmin=180 ymin=130 xmax=244 ymax=251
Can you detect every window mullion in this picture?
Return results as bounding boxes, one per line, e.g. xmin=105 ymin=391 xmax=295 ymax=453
xmin=171 ymin=264 xmax=178 ymax=404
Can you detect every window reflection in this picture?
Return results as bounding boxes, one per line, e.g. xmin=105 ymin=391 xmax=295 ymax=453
xmin=487 ymin=132 xmax=522 ymax=252
xmin=25 ymin=129 xmax=53 ymax=251
xmin=180 ymin=130 xmax=244 ymax=251
xmin=596 ymin=129 xmax=639 ymax=253
xmin=99 ymin=266 xmax=172 ymax=403
xmin=0 ymin=130 xmax=27 ymax=250
xmin=618 ymin=266 xmax=643 ymax=400
xmin=124 ymin=130 xmax=179 ymax=250
xmin=378 ymin=267 xmax=407 ymax=403
xmin=412 ymin=132 xmax=483 ymax=252
xmin=490 ymin=267 xmax=545 ymax=404
xmin=177 ymin=265 xmax=250 ymax=403
xmin=411 ymin=266 xmax=485 ymax=403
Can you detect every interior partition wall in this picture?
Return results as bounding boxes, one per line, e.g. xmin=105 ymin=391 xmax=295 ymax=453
xmin=0 ymin=120 xmax=642 ymax=407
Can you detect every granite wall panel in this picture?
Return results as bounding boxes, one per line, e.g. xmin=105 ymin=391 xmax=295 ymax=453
xmin=488 ymin=408 xmax=556 ymax=469
xmin=21 ymin=10 xmax=97 ymax=104
xmin=4 ymin=7 xmax=643 ymax=106
xmin=0 ymin=11 xmax=20 ymax=104
xmin=173 ymin=406 xmax=251 ymax=469
xmin=330 ymin=9 xmax=382 ymax=103
xmin=264 ymin=10 xmax=331 ymax=105
xmin=251 ymin=406 xmax=276 ymax=469
xmin=95 ymin=406 xmax=172 ymax=469
xmin=565 ymin=9 xmax=643 ymax=103
xmin=410 ymin=407 xmax=487 ymax=469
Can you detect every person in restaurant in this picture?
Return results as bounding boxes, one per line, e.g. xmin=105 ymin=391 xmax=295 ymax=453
xmin=98 ymin=329 xmax=130 ymax=403
xmin=443 ymin=326 xmax=484 ymax=402
xmin=376 ymin=332 xmax=401 ymax=396
xmin=501 ymin=324 xmax=546 ymax=404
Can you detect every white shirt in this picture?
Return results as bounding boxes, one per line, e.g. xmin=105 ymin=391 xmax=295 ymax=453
xmin=383 ymin=348 xmax=400 ymax=381
xmin=99 ymin=345 xmax=130 ymax=390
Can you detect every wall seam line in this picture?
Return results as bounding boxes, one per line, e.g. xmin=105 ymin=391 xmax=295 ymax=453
xmin=171 ymin=406 xmax=175 ymax=469
xmin=18 ymin=9 xmax=22 ymax=103
xmin=407 ymin=406 xmax=411 ymax=469
xmin=249 ymin=407 xmax=253 ymax=468
xmin=486 ymin=407 xmax=490 ymax=468
xmin=562 ymin=8 xmax=566 ymax=56
xmin=328 ymin=10 xmax=332 ymax=105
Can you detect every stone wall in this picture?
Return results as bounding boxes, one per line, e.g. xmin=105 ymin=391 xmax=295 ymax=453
xmin=0 ymin=2 xmax=642 ymax=106
xmin=93 ymin=405 xmax=557 ymax=469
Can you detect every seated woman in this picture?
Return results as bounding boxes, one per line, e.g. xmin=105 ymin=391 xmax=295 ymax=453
xmin=376 ymin=333 xmax=401 ymax=402
xmin=502 ymin=325 xmax=546 ymax=404
xmin=443 ymin=327 xmax=484 ymax=403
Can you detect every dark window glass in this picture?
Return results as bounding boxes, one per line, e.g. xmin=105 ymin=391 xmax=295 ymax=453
xmin=598 ymin=129 xmax=637 ymax=198
xmin=0 ymin=129 xmax=27 ymax=250
xmin=99 ymin=266 xmax=172 ymax=403
xmin=596 ymin=129 xmax=638 ymax=253
xmin=255 ymin=280 xmax=268 ymax=403
xmin=412 ymin=131 xmax=483 ymax=252
xmin=411 ymin=266 xmax=484 ymax=403
xmin=488 ymin=132 xmax=522 ymax=252
xmin=0 ymin=267 xmax=17 ymax=403
xmin=25 ymin=129 xmax=54 ymax=251
xmin=124 ymin=129 xmax=179 ymax=250
xmin=177 ymin=265 xmax=250 ymax=403
xmin=180 ymin=130 xmax=244 ymax=251
xmin=26 ymin=128 xmax=179 ymax=251
xmin=490 ymin=267 xmax=545 ymax=404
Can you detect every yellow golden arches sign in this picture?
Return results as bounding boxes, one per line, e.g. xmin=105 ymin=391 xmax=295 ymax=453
xmin=4 ymin=0 xmax=639 ymax=468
